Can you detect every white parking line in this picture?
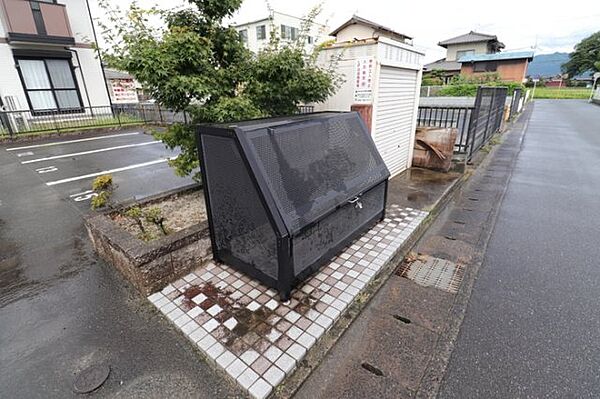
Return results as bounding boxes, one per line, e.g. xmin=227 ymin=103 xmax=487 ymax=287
xmin=6 ymin=132 xmax=140 ymax=151
xmin=69 ymin=190 xmax=94 ymax=198
xmin=45 ymin=157 xmax=176 ymax=186
xmin=36 ymin=166 xmax=58 ymax=174
xmin=21 ymin=141 xmax=162 ymax=164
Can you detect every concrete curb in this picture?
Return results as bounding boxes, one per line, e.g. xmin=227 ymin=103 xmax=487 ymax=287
xmin=414 ymin=105 xmax=532 ymax=399
xmin=275 ymin=165 xmax=470 ymax=398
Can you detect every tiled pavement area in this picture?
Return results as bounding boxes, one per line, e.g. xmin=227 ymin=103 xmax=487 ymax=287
xmin=148 ymin=206 xmax=428 ymax=398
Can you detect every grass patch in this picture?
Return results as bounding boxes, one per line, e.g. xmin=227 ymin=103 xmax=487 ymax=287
xmin=532 ymin=87 xmax=592 ymax=99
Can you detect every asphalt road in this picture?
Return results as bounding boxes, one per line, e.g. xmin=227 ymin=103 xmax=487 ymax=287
xmin=440 ymin=100 xmax=600 ymax=398
xmin=0 ymin=130 xmax=242 ymax=397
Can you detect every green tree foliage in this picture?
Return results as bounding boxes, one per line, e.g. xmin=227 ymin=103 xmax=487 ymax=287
xmin=562 ymin=32 xmax=600 ymax=77
xmin=97 ymin=0 xmax=339 ymax=179
xmin=422 ymin=69 xmax=445 ymax=86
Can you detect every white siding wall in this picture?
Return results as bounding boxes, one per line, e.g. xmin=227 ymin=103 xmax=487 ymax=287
xmin=314 ymin=43 xmax=378 ymax=112
xmin=235 ymin=11 xmax=328 ymax=54
xmin=62 ymin=0 xmax=95 ymax=42
xmin=0 ymin=43 xmax=28 ymax=109
xmin=72 ymin=47 xmax=111 ymax=107
xmin=335 ymin=25 xmax=377 ymax=42
xmin=446 ymin=42 xmax=489 ymax=61
xmin=372 ymin=67 xmax=420 ymax=176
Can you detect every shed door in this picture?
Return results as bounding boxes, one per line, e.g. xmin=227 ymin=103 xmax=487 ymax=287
xmin=373 ymin=66 xmax=419 ymax=177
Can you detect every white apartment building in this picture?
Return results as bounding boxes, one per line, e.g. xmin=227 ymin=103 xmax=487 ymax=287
xmin=234 ymin=10 xmax=329 ymax=53
xmin=0 ymin=0 xmax=110 ymax=113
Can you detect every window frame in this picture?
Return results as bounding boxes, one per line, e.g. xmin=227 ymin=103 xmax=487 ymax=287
xmin=15 ymin=56 xmax=84 ymax=115
xmin=280 ymin=25 xmax=298 ymax=40
xmin=473 ymin=61 xmax=498 ymax=73
xmin=239 ymin=29 xmax=248 ymax=43
xmin=456 ymin=49 xmax=475 ymax=60
xmin=256 ymin=25 xmax=266 ymax=40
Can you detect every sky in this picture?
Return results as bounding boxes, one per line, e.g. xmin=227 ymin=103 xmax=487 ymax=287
xmin=90 ymin=0 xmax=600 ymax=63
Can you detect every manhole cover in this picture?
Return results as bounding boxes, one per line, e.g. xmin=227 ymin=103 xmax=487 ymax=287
xmin=397 ymin=257 xmax=463 ymax=293
xmin=73 ymin=364 xmax=110 ymax=394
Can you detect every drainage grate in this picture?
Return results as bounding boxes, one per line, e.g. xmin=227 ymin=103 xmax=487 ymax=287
xmin=397 ymin=256 xmax=463 ymax=293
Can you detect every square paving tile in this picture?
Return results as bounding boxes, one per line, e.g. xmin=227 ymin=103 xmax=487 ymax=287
xmin=147 ymin=207 xmax=427 ymax=398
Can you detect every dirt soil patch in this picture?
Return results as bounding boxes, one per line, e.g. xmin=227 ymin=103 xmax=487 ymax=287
xmin=111 ymin=190 xmax=207 ymax=241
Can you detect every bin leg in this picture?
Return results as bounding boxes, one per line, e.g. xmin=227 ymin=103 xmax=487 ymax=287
xmin=279 ymin=288 xmax=291 ymax=302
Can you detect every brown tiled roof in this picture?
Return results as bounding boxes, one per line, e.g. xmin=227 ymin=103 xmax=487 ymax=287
xmin=438 ymin=31 xmax=505 ymax=49
xmin=330 ymin=15 xmax=412 ymax=41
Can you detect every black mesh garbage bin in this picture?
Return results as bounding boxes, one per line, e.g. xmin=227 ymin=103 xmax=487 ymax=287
xmin=196 ymin=112 xmax=390 ymax=300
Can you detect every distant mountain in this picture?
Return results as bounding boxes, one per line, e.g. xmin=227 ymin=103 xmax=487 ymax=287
xmin=527 ymin=52 xmax=569 ymax=78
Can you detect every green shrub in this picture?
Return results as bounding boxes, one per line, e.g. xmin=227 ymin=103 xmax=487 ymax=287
xmin=92 ymin=174 xmax=113 ymax=191
xmin=91 ymin=174 xmax=114 ymax=210
xmin=91 ymin=191 xmax=111 ymax=210
xmin=422 ymin=77 xmax=443 ymax=86
xmin=438 ymin=81 xmax=525 ymax=97
xmin=438 ymin=84 xmax=479 ymax=96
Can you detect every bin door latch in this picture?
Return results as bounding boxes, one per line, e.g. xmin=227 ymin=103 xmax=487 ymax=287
xmin=348 ymin=196 xmax=363 ymax=209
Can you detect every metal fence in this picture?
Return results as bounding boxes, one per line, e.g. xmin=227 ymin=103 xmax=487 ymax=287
xmin=0 ymin=104 xmax=190 ymax=137
xmin=467 ymin=86 xmax=508 ymax=158
xmin=417 ymin=106 xmax=474 ymax=153
xmin=0 ymin=103 xmax=317 ymax=138
xmin=509 ymin=88 xmax=523 ymax=119
xmin=417 ymin=86 xmax=508 ymax=161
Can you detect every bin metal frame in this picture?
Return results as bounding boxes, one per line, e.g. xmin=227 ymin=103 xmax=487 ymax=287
xmin=196 ymin=112 xmax=390 ymax=300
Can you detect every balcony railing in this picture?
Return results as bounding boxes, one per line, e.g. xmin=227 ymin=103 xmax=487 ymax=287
xmin=0 ymin=0 xmax=74 ymax=45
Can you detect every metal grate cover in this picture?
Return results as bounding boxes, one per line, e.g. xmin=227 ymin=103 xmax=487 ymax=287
xmin=397 ymin=256 xmax=464 ymax=294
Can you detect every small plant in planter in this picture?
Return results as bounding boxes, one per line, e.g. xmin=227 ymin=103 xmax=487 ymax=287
xmin=91 ymin=174 xmax=114 ymax=210
xmin=124 ymin=205 xmax=153 ymax=241
xmin=145 ymin=207 xmax=169 ymax=236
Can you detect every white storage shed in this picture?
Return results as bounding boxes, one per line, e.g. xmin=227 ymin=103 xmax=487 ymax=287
xmin=315 ymin=17 xmax=424 ymax=177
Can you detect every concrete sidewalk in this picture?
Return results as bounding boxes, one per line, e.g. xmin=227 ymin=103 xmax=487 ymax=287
xmin=293 ymin=108 xmax=531 ymax=399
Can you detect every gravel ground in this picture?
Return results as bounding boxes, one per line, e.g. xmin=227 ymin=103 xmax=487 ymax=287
xmin=112 ymin=190 xmax=207 ymax=240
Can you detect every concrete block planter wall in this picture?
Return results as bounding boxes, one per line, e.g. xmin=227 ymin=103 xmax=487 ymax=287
xmin=84 ymin=187 xmax=212 ymax=295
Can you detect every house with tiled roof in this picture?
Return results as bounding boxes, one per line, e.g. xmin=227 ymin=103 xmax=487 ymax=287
xmin=424 ymin=31 xmax=505 ymax=82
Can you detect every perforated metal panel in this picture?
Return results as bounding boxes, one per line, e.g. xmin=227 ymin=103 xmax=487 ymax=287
xmin=244 ymin=114 xmax=388 ymax=233
xmin=292 ymin=182 xmax=386 ymax=275
xmin=201 ymin=135 xmax=278 ymax=279
xmin=197 ymin=112 xmax=390 ymax=300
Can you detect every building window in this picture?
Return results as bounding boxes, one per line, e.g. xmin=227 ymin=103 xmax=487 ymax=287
xmin=239 ymin=29 xmax=248 ymax=42
xmin=456 ymin=49 xmax=475 ymax=60
xmin=256 ymin=25 xmax=266 ymax=40
xmin=280 ymin=25 xmax=298 ymax=40
xmin=473 ymin=61 xmax=498 ymax=72
xmin=17 ymin=58 xmax=82 ymax=112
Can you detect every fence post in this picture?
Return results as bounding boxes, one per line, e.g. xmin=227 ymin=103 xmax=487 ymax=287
xmin=115 ymin=105 xmax=122 ymax=127
xmin=467 ymin=86 xmax=483 ymax=160
xmin=51 ymin=112 xmax=60 ymax=133
xmin=482 ymin=88 xmax=494 ymax=143
xmin=0 ymin=111 xmax=15 ymax=138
